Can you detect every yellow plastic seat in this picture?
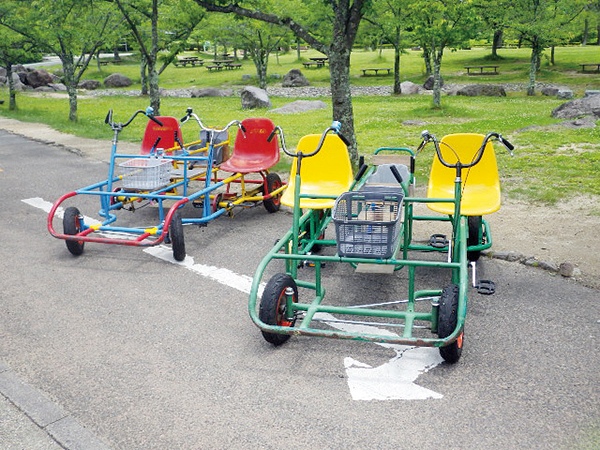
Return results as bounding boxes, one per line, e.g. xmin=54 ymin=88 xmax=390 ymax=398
xmin=427 ymin=133 xmax=501 ymax=216
xmin=281 ymin=134 xmax=353 ymax=209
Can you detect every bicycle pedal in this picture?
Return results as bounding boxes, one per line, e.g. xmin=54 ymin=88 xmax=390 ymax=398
xmin=476 ymin=279 xmax=495 ymax=295
xmin=429 ymin=234 xmax=448 ymax=249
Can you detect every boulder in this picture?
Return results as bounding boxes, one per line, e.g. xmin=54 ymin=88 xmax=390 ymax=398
xmin=242 ymin=74 xmax=253 ymax=81
xmin=191 ymin=88 xmax=232 ymax=98
xmin=48 ymin=83 xmax=67 ymax=92
xmin=240 ymin=86 xmax=272 ymax=109
xmin=541 ymin=87 xmax=559 ymax=96
xmin=17 ymin=71 xmax=28 ymax=84
xmin=558 ymin=116 xmax=597 ymax=129
xmin=0 ymin=67 xmax=6 ymax=78
xmin=552 ymin=94 xmax=600 ymax=119
xmin=556 ymin=89 xmax=573 ymax=100
xmin=457 ymin=84 xmax=506 ymax=97
xmin=34 ymin=86 xmax=55 ymax=92
xmin=584 ymin=90 xmax=600 ymax=98
xmin=26 ymin=69 xmax=54 ymax=88
xmin=400 ymin=81 xmax=421 ymax=95
xmin=103 ymin=73 xmax=132 ymax=88
xmin=269 ymin=100 xmax=327 ymax=114
xmin=282 ymin=69 xmax=310 ymax=87
xmin=78 ymin=79 xmax=101 ymax=90
xmin=423 ymin=75 xmax=443 ymax=90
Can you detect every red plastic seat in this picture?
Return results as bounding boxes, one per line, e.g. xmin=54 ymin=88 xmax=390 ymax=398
xmin=219 ymin=118 xmax=279 ymax=173
xmin=140 ymin=116 xmax=183 ymax=155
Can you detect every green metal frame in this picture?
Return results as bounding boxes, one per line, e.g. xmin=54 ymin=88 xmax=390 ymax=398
xmin=248 ymin=146 xmax=476 ymax=348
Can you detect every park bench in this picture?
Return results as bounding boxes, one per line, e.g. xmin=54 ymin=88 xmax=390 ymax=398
xmin=360 ymin=68 xmax=392 ymax=76
xmin=465 ymin=65 xmax=499 ymax=75
xmin=174 ymin=58 xmax=204 ymax=68
xmin=206 ymin=65 xmax=223 ymax=71
xmin=580 ymin=63 xmax=600 ymax=73
xmin=225 ymin=63 xmax=242 ymax=70
xmin=302 ymin=61 xmax=321 ymax=69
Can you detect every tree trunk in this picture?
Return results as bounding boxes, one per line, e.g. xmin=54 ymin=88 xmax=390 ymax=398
xmin=550 ymin=46 xmax=555 ymax=65
xmin=296 ymin=37 xmax=301 ymax=60
xmin=527 ymin=38 xmax=541 ymax=96
xmin=113 ymin=46 xmax=121 ymax=62
xmin=422 ymin=43 xmax=432 ymax=75
xmin=6 ymin=64 xmax=16 ymax=111
xmin=141 ymin=57 xmax=148 ymax=95
xmin=491 ymin=29 xmax=503 ymax=58
xmin=431 ymin=45 xmax=443 ymax=108
xmin=254 ymin=51 xmax=268 ymax=89
xmin=329 ymin=47 xmax=356 ymax=161
xmin=392 ymin=27 xmax=401 ymax=95
xmin=582 ymin=18 xmax=589 ymax=46
xmin=149 ymin=0 xmax=160 ymax=114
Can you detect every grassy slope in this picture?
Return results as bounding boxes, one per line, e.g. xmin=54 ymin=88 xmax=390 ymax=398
xmin=1 ymin=46 xmax=599 ymax=203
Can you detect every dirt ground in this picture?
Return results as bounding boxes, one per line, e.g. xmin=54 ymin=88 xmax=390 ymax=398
xmin=1 ymin=116 xmax=598 ymax=288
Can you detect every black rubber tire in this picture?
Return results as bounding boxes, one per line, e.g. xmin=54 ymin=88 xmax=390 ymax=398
xmin=63 ymin=206 xmax=85 ymax=256
xmin=212 ymin=193 xmax=223 ymax=213
xmin=259 ymin=273 xmax=298 ymax=346
xmin=169 ymin=210 xmax=185 ymax=262
xmin=263 ymin=173 xmax=282 ymax=213
xmin=467 ymin=215 xmax=483 ymax=262
xmin=438 ymin=284 xmax=463 ymax=363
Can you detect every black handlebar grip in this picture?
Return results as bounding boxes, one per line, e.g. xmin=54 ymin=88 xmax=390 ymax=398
xmin=501 ymin=137 xmax=514 ymax=151
xmin=105 ymin=110 xmax=113 ymax=125
xmin=149 ymin=116 xmax=164 ymax=126
xmin=240 ymin=124 xmax=246 ymax=133
xmin=151 ymin=137 xmax=161 ymax=151
xmin=338 ymin=133 xmax=351 ymax=147
xmin=180 ymin=114 xmax=188 ymax=123
xmin=390 ymin=165 xmax=404 ymax=184
xmin=354 ymin=164 xmax=368 ymax=181
xmin=267 ymin=129 xmax=277 ymax=143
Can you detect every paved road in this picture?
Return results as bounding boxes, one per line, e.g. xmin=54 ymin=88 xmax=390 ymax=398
xmin=1 ymin=131 xmax=598 ymax=450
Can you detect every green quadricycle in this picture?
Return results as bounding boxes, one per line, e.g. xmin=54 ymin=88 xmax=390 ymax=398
xmin=249 ymin=123 xmax=514 ymax=363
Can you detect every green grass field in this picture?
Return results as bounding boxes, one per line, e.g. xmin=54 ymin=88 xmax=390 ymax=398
xmin=1 ymin=45 xmax=599 ymax=203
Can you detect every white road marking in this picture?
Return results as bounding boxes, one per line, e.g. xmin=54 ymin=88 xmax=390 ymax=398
xmin=26 ymin=196 xmax=444 ymax=401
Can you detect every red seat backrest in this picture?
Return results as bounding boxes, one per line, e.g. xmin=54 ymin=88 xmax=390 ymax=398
xmin=230 ymin=118 xmax=279 ymax=167
xmin=140 ymin=117 xmax=183 ymax=155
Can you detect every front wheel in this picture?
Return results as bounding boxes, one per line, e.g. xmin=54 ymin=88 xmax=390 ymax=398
xmin=259 ymin=273 xmax=298 ymax=346
xmin=63 ymin=206 xmax=85 ymax=256
xmin=437 ymin=284 xmax=463 ymax=363
xmin=263 ymin=173 xmax=282 ymax=213
xmin=168 ymin=210 xmax=185 ymax=262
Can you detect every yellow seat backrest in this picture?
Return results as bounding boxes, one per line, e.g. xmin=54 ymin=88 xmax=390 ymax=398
xmin=281 ymin=134 xmax=353 ymax=209
xmin=427 ymin=133 xmax=501 ymax=216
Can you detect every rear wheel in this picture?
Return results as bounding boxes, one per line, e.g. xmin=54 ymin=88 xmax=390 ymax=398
xmin=438 ymin=284 xmax=463 ymax=363
xmin=259 ymin=273 xmax=298 ymax=346
xmin=263 ymin=173 xmax=282 ymax=213
xmin=169 ymin=210 xmax=185 ymax=262
xmin=467 ymin=215 xmax=483 ymax=262
xmin=63 ymin=206 xmax=85 ymax=256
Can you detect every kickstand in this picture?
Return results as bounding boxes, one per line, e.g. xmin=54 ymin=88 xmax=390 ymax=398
xmin=470 ymin=261 xmax=496 ymax=295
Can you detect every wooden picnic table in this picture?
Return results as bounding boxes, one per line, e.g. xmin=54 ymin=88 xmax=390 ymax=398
xmin=309 ymin=57 xmax=328 ymax=68
xmin=174 ymin=57 xmax=204 ymax=67
xmin=465 ymin=65 xmax=499 ymax=75
xmin=580 ymin=63 xmax=600 ymax=73
xmin=360 ymin=68 xmax=392 ymax=76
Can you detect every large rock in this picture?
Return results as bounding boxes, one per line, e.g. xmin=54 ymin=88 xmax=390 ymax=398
xmin=26 ymin=69 xmax=54 ymax=88
xmin=457 ymin=84 xmax=506 ymax=97
xmin=269 ymin=100 xmax=327 ymax=114
xmin=78 ymin=79 xmax=101 ymax=90
xmin=282 ymin=69 xmax=310 ymax=87
xmin=423 ymin=75 xmax=443 ymax=90
xmin=552 ymin=94 xmax=600 ymax=119
xmin=400 ymin=81 xmax=421 ymax=95
xmin=191 ymin=88 xmax=232 ymax=98
xmin=0 ymin=67 xmax=6 ymax=78
xmin=103 ymin=73 xmax=132 ymax=88
xmin=541 ymin=87 xmax=559 ymax=97
xmin=48 ymin=83 xmax=67 ymax=92
xmin=240 ymin=86 xmax=272 ymax=109
xmin=557 ymin=89 xmax=573 ymax=100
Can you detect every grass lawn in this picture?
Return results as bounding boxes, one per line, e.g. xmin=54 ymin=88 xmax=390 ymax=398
xmin=1 ymin=45 xmax=599 ymax=204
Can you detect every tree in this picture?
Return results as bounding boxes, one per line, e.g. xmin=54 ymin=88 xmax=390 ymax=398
xmin=0 ymin=0 xmax=122 ymax=121
xmin=0 ymin=28 xmax=40 ymax=110
xmin=191 ymin=0 xmax=369 ymax=162
xmin=111 ymin=0 xmax=205 ymax=112
xmin=494 ymin=0 xmax=586 ymax=95
xmin=363 ymin=0 xmax=412 ymax=95
xmin=408 ymin=0 xmax=479 ymax=108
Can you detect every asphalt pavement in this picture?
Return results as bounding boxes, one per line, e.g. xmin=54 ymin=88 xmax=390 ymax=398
xmin=1 ymin=128 xmax=599 ymax=450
